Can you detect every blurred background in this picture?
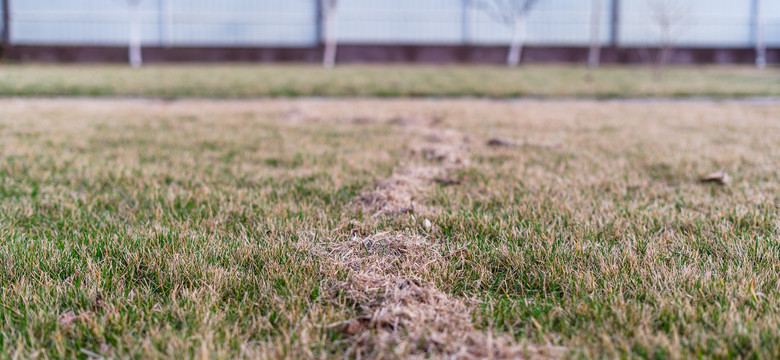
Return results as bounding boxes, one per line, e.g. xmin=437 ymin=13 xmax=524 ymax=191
xmin=0 ymin=0 xmax=778 ymax=65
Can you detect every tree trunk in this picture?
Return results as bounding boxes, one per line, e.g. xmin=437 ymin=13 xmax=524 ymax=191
xmin=322 ymin=4 xmax=337 ymax=68
xmin=653 ymin=20 xmax=674 ymax=80
xmin=128 ymin=3 xmax=142 ymax=68
xmin=588 ymin=0 xmax=602 ymax=69
xmin=755 ymin=0 xmax=766 ymax=69
xmin=654 ymin=43 xmax=673 ymax=80
xmin=506 ymin=15 xmax=526 ymax=67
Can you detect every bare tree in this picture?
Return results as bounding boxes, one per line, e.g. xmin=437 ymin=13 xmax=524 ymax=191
xmin=646 ymin=0 xmax=687 ymax=79
xmin=755 ymin=0 xmax=766 ymax=69
xmin=588 ymin=0 xmax=602 ymax=69
xmin=115 ymin=0 xmax=143 ymax=67
xmin=320 ymin=0 xmax=338 ymax=68
xmin=473 ymin=0 xmax=541 ymax=67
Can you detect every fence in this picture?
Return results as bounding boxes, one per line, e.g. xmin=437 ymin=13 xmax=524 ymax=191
xmin=2 ymin=0 xmax=779 ymax=49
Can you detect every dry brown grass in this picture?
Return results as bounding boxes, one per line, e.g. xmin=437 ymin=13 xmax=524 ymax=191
xmin=321 ymin=232 xmax=564 ymax=359
xmin=359 ymin=120 xmax=471 ymax=217
xmin=1 ymin=98 xmax=779 ymax=359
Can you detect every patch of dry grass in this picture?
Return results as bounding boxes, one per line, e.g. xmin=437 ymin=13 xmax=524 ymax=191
xmin=359 ymin=121 xmax=470 ymax=217
xmin=320 ymin=232 xmax=564 ymax=359
xmin=1 ymin=98 xmax=779 ymax=358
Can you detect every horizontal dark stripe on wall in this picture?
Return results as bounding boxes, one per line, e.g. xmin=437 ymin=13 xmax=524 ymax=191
xmin=3 ymin=44 xmax=777 ymax=65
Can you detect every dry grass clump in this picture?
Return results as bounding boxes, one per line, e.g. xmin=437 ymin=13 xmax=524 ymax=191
xmin=326 ymin=232 xmax=443 ymax=277
xmin=333 ymin=276 xmax=564 ymax=359
xmin=359 ymin=166 xmax=442 ymax=216
xmin=324 ymin=233 xmax=563 ymax=359
xmin=360 ymin=124 xmax=471 ymax=216
xmin=409 ymin=128 xmax=471 ymax=166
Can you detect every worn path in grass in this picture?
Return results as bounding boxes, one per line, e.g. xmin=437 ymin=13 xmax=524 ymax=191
xmin=1 ymin=98 xmax=779 ymax=358
xmin=0 ymin=64 xmax=779 ymax=98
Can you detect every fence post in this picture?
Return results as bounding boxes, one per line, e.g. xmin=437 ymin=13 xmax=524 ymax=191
xmin=609 ymin=0 xmax=619 ymax=47
xmin=315 ymin=0 xmax=323 ymax=47
xmin=461 ymin=0 xmax=470 ymax=44
xmin=158 ymin=0 xmax=164 ymax=46
xmin=1 ymin=0 xmax=10 ymax=52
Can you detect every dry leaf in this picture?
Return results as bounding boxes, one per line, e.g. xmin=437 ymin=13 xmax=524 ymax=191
xmin=352 ymin=116 xmax=373 ymax=124
xmin=387 ymin=116 xmax=409 ymax=126
xmin=434 ymin=177 xmax=463 ymax=186
xmin=428 ymin=114 xmax=446 ymax=126
xmin=57 ymin=310 xmax=84 ymax=327
xmin=700 ymin=171 xmax=729 ymax=185
xmin=399 ymin=205 xmax=415 ymax=214
xmin=487 ymin=138 xmax=517 ymax=147
xmin=487 ymin=137 xmax=558 ymax=149
xmin=91 ymin=294 xmax=104 ymax=311
xmin=338 ymin=317 xmax=371 ymax=336
xmin=449 ymin=247 xmax=471 ymax=258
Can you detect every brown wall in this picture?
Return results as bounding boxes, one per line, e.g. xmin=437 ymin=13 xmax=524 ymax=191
xmin=4 ymin=44 xmax=778 ymax=65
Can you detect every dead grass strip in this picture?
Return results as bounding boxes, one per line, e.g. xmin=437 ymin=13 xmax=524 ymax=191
xmin=320 ymin=232 xmax=563 ymax=359
xmin=358 ymin=122 xmax=471 ymax=217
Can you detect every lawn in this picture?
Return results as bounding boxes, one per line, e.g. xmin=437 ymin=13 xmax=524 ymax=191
xmin=1 ymin=98 xmax=778 ymax=358
xmin=0 ymin=64 xmax=778 ymax=98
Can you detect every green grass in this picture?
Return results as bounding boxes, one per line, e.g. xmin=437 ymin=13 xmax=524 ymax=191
xmin=1 ymin=98 xmax=779 ymax=358
xmin=0 ymin=64 xmax=779 ymax=98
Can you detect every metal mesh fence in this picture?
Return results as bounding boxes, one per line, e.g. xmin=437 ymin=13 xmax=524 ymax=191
xmin=4 ymin=0 xmax=779 ymax=48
